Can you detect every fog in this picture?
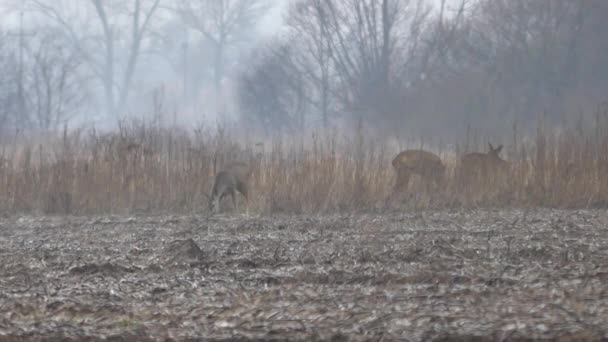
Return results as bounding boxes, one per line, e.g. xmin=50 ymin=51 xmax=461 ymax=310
xmin=0 ymin=0 xmax=606 ymax=143
xmin=0 ymin=0 xmax=289 ymax=131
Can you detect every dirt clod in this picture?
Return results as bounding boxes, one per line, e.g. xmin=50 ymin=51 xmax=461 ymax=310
xmin=163 ymin=238 xmax=206 ymax=264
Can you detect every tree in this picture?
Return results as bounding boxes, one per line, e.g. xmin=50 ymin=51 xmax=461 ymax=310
xmin=22 ymin=0 xmax=163 ymax=118
xmin=578 ymin=0 xmax=608 ymax=100
xmin=0 ymin=31 xmax=20 ymax=133
xmin=25 ymin=31 xmax=88 ymax=130
xmin=239 ymin=0 xmax=608 ymax=139
xmin=283 ymin=0 xmax=431 ymax=132
xmin=474 ymin=0 xmax=588 ymax=119
xmin=426 ymin=0 xmax=593 ymax=126
xmin=238 ymin=41 xmax=308 ymax=135
xmin=285 ymin=0 xmax=335 ymax=128
xmin=177 ymin=0 xmax=272 ymax=117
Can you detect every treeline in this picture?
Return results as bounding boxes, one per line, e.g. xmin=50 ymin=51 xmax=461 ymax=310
xmin=239 ymin=0 xmax=608 ymax=139
xmin=0 ymin=0 xmax=272 ymax=134
xmin=0 ymin=1 xmax=607 ymax=142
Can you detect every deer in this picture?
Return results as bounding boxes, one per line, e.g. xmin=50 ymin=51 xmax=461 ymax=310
xmin=207 ymin=162 xmax=253 ymax=215
xmin=458 ymin=143 xmax=510 ymax=196
xmin=391 ymin=149 xmax=446 ymax=196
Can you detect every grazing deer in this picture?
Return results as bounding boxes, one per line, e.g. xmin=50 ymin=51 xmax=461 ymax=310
xmin=391 ymin=149 xmax=445 ymax=195
xmin=458 ymin=143 xmax=509 ymax=195
xmin=207 ymin=162 xmax=252 ymax=215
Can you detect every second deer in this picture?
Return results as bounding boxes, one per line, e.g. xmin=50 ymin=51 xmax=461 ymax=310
xmin=391 ymin=149 xmax=445 ymax=196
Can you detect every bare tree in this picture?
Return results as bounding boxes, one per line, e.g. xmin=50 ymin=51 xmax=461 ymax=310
xmin=283 ymin=0 xmax=431 ymax=132
xmin=177 ymin=0 xmax=272 ymax=116
xmin=22 ymin=0 xmax=163 ymax=118
xmin=286 ymin=0 xmax=335 ymax=128
xmin=381 ymin=0 xmax=603 ymax=137
xmin=238 ymin=41 xmax=308 ymax=135
xmin=578 ymin=0 xmax=608 ymax=100
xmin=0 ymin=31 xmax=20 ymax=133
xmin=238 ymin=0 xmax=608 ymax=139
xmin=474 ymin=0 xmax=588 ymax=118
xmin=25 ymin=32 xmax=88 ymax=130
xmin=425 ymin=0 xmax=592 ymax=127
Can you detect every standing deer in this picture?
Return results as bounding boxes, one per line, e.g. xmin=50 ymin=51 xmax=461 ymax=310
xmin=391 ymin=149 xmax=445 ymax=195
xmin=207 ymin=162 xmax=253 ymax=215
xmin=458 ymin=143 xmax=509 ymax=196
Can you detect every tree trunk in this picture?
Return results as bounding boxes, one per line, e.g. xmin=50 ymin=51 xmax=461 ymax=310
xmin=214 ymin=43 xmax=225 ymax=120
xmin=91 ymin=0 xmax=116 ymax=118
xmin=381 ymin=0 xmax=391 ymax=89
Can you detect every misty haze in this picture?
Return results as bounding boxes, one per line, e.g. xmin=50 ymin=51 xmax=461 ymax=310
xmin=0 ymin=0 xmax=607 ymax=341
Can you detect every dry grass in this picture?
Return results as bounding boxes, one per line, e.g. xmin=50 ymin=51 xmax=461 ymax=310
xmin=1 ymin=111 xmax=608 ymax=215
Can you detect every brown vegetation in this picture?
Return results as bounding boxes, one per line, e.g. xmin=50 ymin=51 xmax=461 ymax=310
xmin=0 ymin=113 xmax=608 ymax=215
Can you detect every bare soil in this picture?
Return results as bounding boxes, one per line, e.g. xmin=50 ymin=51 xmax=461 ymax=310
xmin=1 ymin=210 xmax=607 ymax=341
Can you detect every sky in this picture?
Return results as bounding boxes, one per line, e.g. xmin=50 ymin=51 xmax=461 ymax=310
xmin=0 ymin=0 xmax=289 ymax=29
xmin=259 ymin=0 xmax=291 ymax=35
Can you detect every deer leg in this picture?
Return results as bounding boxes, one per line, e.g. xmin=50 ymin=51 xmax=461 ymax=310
xmin=388 ymin=172 xmax=401 ymax=205
xmin=237 ymin=183 xmax=249 ymax=216
xmin=395 ymin=171 xmax=410 ymax=194
xmin=430 ymin=173 xmax=443 ymax=206
xmin=214 ymin=192 xmax=226 ymax=213
xmin=423 ymin=177 xmax=431 ymax=204
xmin=404 ymin=174 xmax=413 ymax=201
xmin=231 ymin=189 xmax=238 ymax=212
xmin=399 ymin=172 xmax=413 ymax=203
xmin=458 ymin=169 xmax=472 ymax=203
xmin=243 ymin=192 xmax=249 ymax=217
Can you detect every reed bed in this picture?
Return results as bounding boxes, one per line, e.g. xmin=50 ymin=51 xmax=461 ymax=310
xmin=1 ymin=111 xmax=607 ymax=215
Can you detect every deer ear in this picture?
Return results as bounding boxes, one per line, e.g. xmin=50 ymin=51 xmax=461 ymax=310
xmin=496 ymin=145 xmax=503 ymax=154
xmin=488 ymin=143 xmax=494 ymax=151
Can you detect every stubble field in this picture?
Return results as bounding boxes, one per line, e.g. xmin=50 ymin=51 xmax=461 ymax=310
xmin=1 ymin=209 xmax=608 ymax=341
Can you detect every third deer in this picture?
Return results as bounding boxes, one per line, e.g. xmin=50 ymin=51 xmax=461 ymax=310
xmin=458 ymin=143 xmax=510 ymax=197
